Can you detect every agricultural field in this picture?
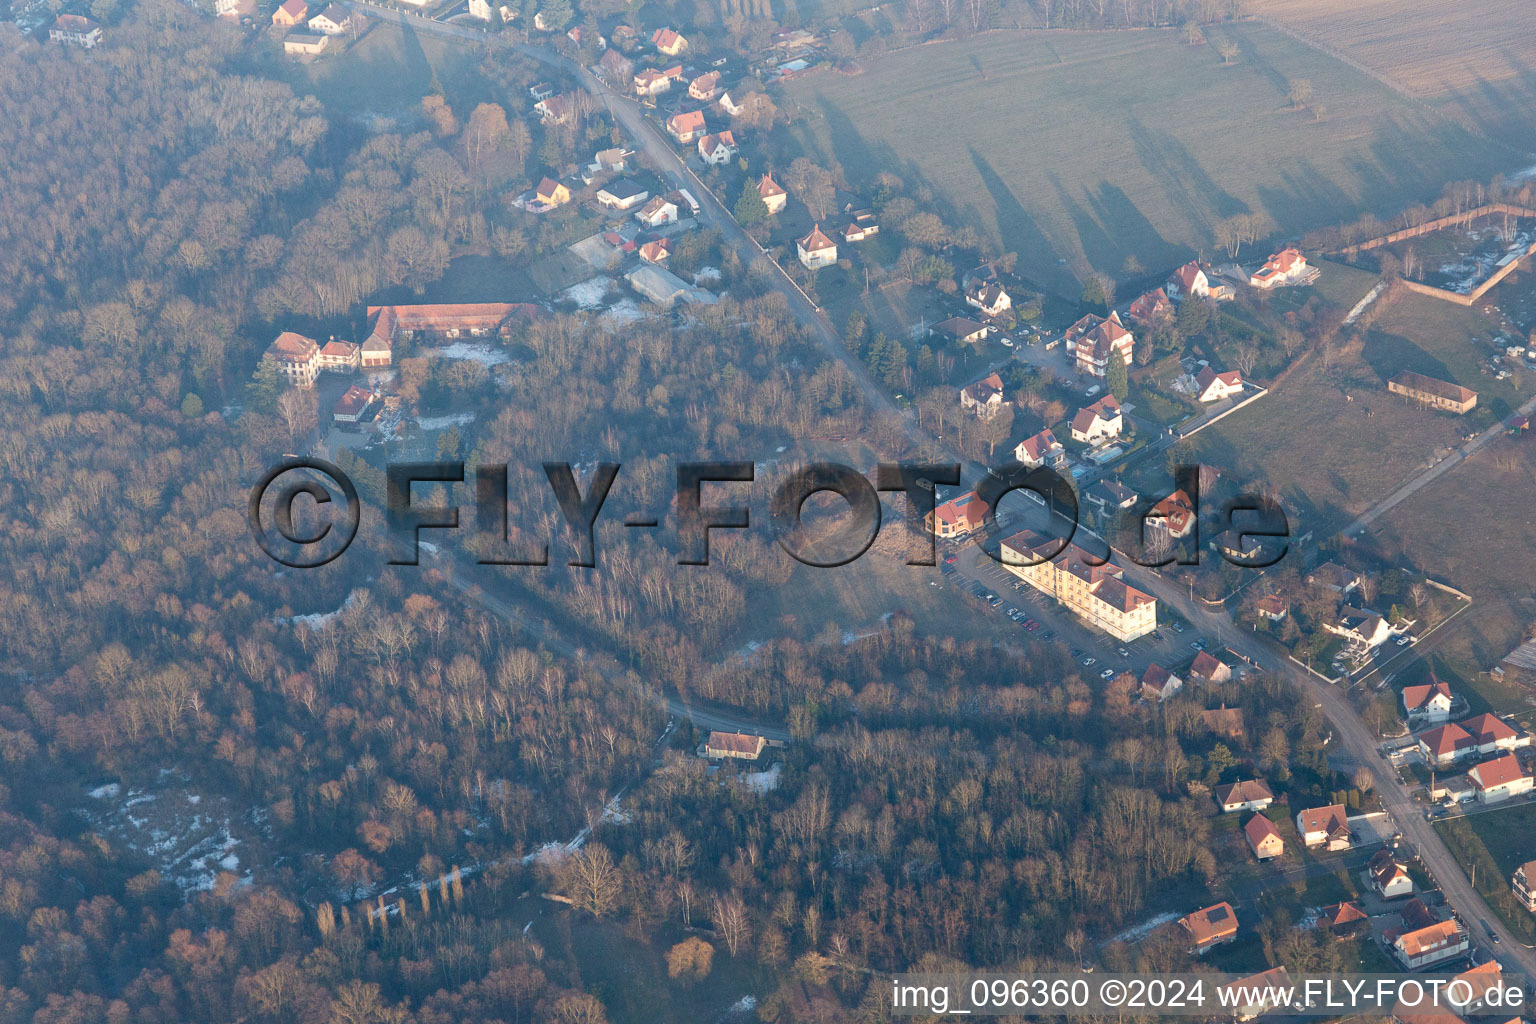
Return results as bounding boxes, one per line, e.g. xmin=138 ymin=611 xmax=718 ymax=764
xmin=1249 ymin=0 xmax=1536 ymax=143
xmin=782 ymin=24 xmax=1513 ymax=297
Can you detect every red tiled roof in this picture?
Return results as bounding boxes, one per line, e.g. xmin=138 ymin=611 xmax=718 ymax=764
xmin=799 ymin=224 xmax=836 ymax=252
xmin=758 ymin=174 xmax=786 ymax=198
xmin=1469 ymin=753 xmax=1526 ymax=790
xmin=1463 ymin=712 xmax=1516 ymax=745
xmin=1180 ymin=902 xmax=1237 ymax=947
xmin=667 ymin=110 xmax=706 ymax=135
xmin=1297 ymin=804 xmax=1347 ymax=835
xmin=932 ymin=491 xmax=988 ymax=529
xmin=1319 ymin=901 xmax=1368 ymax=928
xmin=1418 ymin=723 xmax=1474 ymax=757
xmin=1402 ymin=680 xmax=1453 ymax=711
xmin=1217 ymin=779 xmax=1273 ymax=806
xmin=705 ymin=731 xmax=763 ymax=755
xmin=1243 ymin=813 xmax=1282 ymax=851
xmin=1018 ymin=429 xmax=1062 ymax=462
xmin=268 ymin=330 xmax=318 ymax=361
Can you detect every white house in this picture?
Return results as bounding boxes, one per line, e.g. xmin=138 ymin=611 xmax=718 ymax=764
xmin=1167 ymin=261 xmax=1211 ymax=300
xmin=307 ymin=4 xmax=353 ymax=33
xmin=796 ymin=225 xmax=837 ymax=270
xmin=1468 ymin=754 xmax=1533 ymax=803
xmin=1064 ymin=311 xmax=1134 ymax=378
xmin=51 ymin=9 xmax=102 ymax=41
xmin=757 ymin=174 xmax=787 ymax=215
xmin=1139 ymin=663 xmax=1182 ymax=702
xmin=635 ymin=196 xmax=679 ymax=227
xmin=595 ymin=179 xmax=649 ymax=210
xmin=1015 ymin=429 xmax=1065 ymax=470
xmin=1214 ymin=779 xmax=1274 ymax=814
xmin=1462 ymin=713 xmax=1527 ymax=755
xmin=960 ymin=372 xmax=1007 ymax=419
xmin=1368 ymin=849 xmax=1414 ymax=899
xmin=697 ymin=131 xmax=737 ymax=165
xmin=1195 ymin=366 xmax=1243 ymax=403
xmin=1250 ymin=248 xmax=1311 ymax=289
xmin=1295 ymin=804 xmax=1351 ymax=850
xmin=965 ymin=280 xmax=1012 ymax=318
xmin=718 ymin=91 xmax=744 ymax=116
xmin=1325 ymin=608 xmax=1392 ymax=651
xmin=1070 ymin=395 xmax=1123 ymax=444
xmin=1401 ymin=679 xmax=1454 ymax=723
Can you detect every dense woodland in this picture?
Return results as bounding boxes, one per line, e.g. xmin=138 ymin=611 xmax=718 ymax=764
xmin=0 ymin=5 xmax=1376 ymax=1024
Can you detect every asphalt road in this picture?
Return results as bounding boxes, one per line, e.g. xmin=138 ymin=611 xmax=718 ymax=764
xmin=346 ymin=9 xmax=1534 ymax=970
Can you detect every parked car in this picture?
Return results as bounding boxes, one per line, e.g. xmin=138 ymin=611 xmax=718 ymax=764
xmin=1117 ymin=647 xmax=1130 ymax=658
xmin=1027 ymin=621 xmax=1040 ymax=631
xmin=1171 ymin=622 xmax=1185 ymax=633
xmin=1081 ymin=657 xmax=1096 ymax=667
xmin=1100 ymin=668 xmax=1115 ymax=680
xmin=1042 ymin=631 xmax=1053 ymax=639
xmin=1396 ymin=636 xmax=1411 ymax=646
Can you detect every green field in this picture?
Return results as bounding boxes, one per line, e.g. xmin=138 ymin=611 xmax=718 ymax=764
xmin=783 ymin=25 xmax=1513 ymax=296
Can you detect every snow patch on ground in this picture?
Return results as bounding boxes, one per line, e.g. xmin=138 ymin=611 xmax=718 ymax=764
xmin=416 ymin=410 xmax=476 ymax=430
xmin=739 ymin=763 xmax=781 ymax=793
xmin=78 ymin=781 xmax=251 ymax=893
xmin=563 ymin=276 xmax=616 ymax=309
xmin=279 ymin=590 xmax=360 ymax=630
xmin=435 ymin=341 xmax=511 ymax=366
xmin=89 ymin=783 xmax=121 ymax=800
xmin=693 ymin=266 xmax=721 ymax=285
xmin=1107 ymin=911 xmax=1180 ymax=945
xmin=602 ymin=298 xmax=648 ymax=324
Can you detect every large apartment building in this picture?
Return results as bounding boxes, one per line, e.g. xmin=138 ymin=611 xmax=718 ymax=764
xmin=999 ymin=530 xmax=1156 ymax=641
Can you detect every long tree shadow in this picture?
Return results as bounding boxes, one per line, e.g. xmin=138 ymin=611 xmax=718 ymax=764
xmin=1125 ymin=116 xmax=1248 ymax=240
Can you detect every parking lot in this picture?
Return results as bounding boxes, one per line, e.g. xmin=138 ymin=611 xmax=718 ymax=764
xmin=939 ymin=539 xmax=1206 ymax=682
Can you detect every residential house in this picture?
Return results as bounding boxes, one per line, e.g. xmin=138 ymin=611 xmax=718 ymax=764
xmin=1326 ymin=608 xmax=1392 ymax=651
xmin=926 ymin=491 xmax=988 ymax=539
xmin=1179 ymin=902 xmax=1238 ymax=953
xmin=307 ymin=4 xmax=353 ymax=33
xmin=842 ymin=216 xmax=879 ymax=243
xmin=1140 ymin=663 xmax=1182 ymax=702
xmin=1015 ymin=429 xmax=1065 ymax=470
xmin=264 ymin=331 xmax=321 ymax=387
xmin=1243 ymin=814 xmax=1285 ymax=862
xmin=1391 ymin=920 xmax=1468 ymax=970
xmin=1084 ymin=479 xmax=1138 ymax=516
xmin=960 ymin=372 xmax=1007 ymax=419
xmin=566 ymin=25 xmax=602 ymax=48
xmin=272 ymin=0 xmax=308 ymax=24
xmin=331 ymin=383 xmax=377 ymax=425
xmin=1167 ymin=261 xmax=1211 ymax=300
xmin=1389 ymin=371 xmax=1477 ymax=414
xmin=316 ymin=339 xmax=359 ymax=373
xmin=633 ymin=68 xmax=674 ymax=96
xmin=1256 ymin=594 xmax=1289 ymax=621
xmin=527 ymin=82 xmax=556 ymax=101
xmin=1218 ymin=968 xmax=1292 ymax=1021
xmin=1188 ymin=650 xmax=1232 ymax=686
xmin=1295 ymin=804 xmax=1351 ymax=850
xmin=1368 ymin=849 xmax=1415 ymax=899
xmin=534 ymin=93 xmax=577 ymax=126
xmin=796 ymin=225 xmax=838 ymax=269
xmin=1462 ymin=712 xmax=1527 ymax=755
xmin=595 ymin=179 xmax=649 ymax=210
xmin=282 ymin=31 xmax=328 ymax=54
xmin=1417 ymin=723 xmax=1476 ymax=766
xmin=591 ymin=147 xmax=630 ymax=173
xmin=597 ymin=49 xmax=632 ymax=83
xmin=1467 ymin=753 xmax=1532 ymax=803
xmin=1064 ymin=311 xmax=1134 ymax=378
xmin=1146 ymin=489 xmax=1197 ymax=540
xmin=965 ymin=280 xmax=1012 ymax=318
xmin=1214 ymin=779 xmax=1274 ymax=814
xmin=688 ymin=70 xmax=721 ymax=100
xmin=365 ymin=303 xmax=536 ymax=345
xmin=50 ymin=12 xmax=103 ymax=45
xmin=1195 ymin=366 xmax=1244 ymax=403
xmin=1126 ymin=287 xmax=1172 ymax=325
xmin=216 ymin=0 xmax=252 ymax=19
xmin=665 ymin=110 xmax=707 ymax=143
xmin=1308 ymin=561 xmax=1365 ymax=596
xmin=930 ymin=317 xmax=992 ymax=345
xmin=1317 ymin=901 xmax=1368 ymax=936
xmin=638 ymin=239 xmax=671 ymax=265
xmin=535 ymin=177 xmax=571 ymax=208
xmin=697 ymin=131 xmax=737 ymax=165
xmin=1430 ymin=772 xmax=1477 ymax=805
xmin=704 ymin=731 xmax=766 ymax=760
xmin=757 ymin=174 xmax=787 ymax=214
xmin=1514 ymin=859 xmax=1536 ymax=912
xmin=1402 ymin=679 xmax=1455 ymax=723
xmin=1249 ymin=248 xmax=1310 ymax=289
xmin=1000 ymin=531 xmax=1157 ymax=642
xmin=1070 ymin=395 xmax=1123 ymax=444
xmin=718 ymin=90 xmax=744 ymax=115
xmin=651 ymin=27 xmax=687 ymax=55
xmin=636 ymin=196 xmax=679 ymax=227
